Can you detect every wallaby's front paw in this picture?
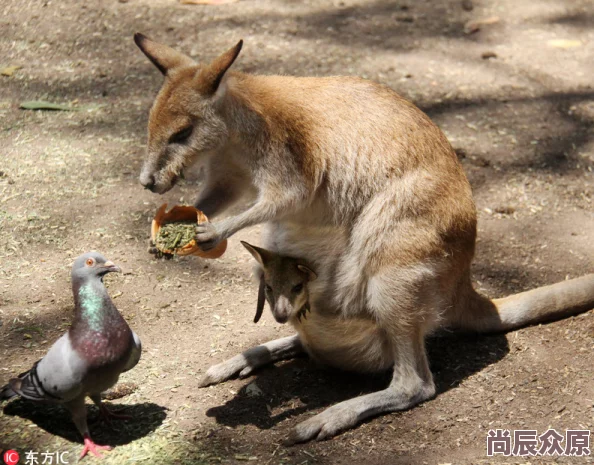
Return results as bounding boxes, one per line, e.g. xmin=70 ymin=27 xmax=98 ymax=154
xmin=198 ymin=367 xmax=226 ymax=387
xmin=284 ymin=405 xmax=358 ymax=445
xmin=195 ymin=222 xmax=222 ymax=251
xmin=238 ymin=366 xmax=256 ymax=378
xmin=198 ymin=357 xmax=247 ymax=387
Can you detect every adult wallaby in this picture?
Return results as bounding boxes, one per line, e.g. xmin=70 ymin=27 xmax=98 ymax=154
xmin=134 ymin=34 xmax=594 ymax=443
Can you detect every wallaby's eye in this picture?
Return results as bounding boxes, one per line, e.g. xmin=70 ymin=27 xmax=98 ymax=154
xmin=169 ymin=126 xmax=193 ymax=144
xmin=265 ymin=285 xmax=273 ymax=293
xmin=85 ymin=258 xmax=95 ymax=267
xmin=292 ymin=283 xmax=304 ymax=293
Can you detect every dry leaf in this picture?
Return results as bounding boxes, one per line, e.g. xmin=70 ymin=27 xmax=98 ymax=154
xmin=180 ymin=0 xmax=238 ymax=4
xmin=1 ymin=65 xmax=21 ymax=77
xmin=20 ymin=101 xmax=81 ymax=111
xmin=464 ymin=16 xmax=500 ymax=34
xmin=547 ymin=39 xmax=582 ymax=49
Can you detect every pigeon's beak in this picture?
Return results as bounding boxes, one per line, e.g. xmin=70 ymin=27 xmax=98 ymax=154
xmin=102 ymin=261 xmax=121 ymax=273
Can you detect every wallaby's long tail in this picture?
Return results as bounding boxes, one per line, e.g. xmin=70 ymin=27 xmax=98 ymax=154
xmin=458 ymin=274 xmax=594 ymax=333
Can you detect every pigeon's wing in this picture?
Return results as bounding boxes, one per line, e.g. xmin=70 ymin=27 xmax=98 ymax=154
xmin=1 ymin=358 xmax=40 ymax=400
xmin=0 ymin=383 xmax=17 ymax=400
xmin=123 ymin=330 xmax=142 ymax=372
xmin=10 ymin=333 xmax=87 ymax=403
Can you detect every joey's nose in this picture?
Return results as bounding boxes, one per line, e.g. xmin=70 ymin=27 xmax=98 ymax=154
xmin=140 ymin=173 xmax=155 ymax=191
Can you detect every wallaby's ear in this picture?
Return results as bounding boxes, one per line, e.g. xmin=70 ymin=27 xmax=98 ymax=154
xmin=241 ymin=241 xmax=272 ymax=267
xmin=134 ymin=33 xmax=195 ymax=75
xmin=297 ymin=264 xmax=318 ymax=282
xmin=254 ymin=275 xmax=266 ymax=323
xmin=196 ymin=40 xmax=243 ymax=96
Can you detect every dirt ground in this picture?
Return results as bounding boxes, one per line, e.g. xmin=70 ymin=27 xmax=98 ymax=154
xmin=1 ymin=0 xmax=593 ymax=464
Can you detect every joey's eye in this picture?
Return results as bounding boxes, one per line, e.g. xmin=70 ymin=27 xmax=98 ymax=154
xmin=168 ymin=126 xmax=193 ymax=144
xmin=292 ymin=283 xmax=304 ymax=293
xmin=85 ymin=258 xmax=95 ymax=267
xmin=265 ymin=285 xmax=273 ymax=293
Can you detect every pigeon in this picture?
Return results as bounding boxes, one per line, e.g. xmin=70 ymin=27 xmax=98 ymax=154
xmin=0 ymin=252 xmax=142 ymax=459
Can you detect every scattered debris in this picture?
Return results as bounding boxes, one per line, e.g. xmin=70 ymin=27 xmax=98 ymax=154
xmin=454 ymin=148 xmax=467 ymax=159
xmin=102 ymin=382 xmax=139 ymax=400
xmin=464 ymin=16 xmax=500 ymax=34
xmin=481 ymin=51 xmax=498 ymax=59
xmin=461 ymin=0 xmax=473 ymax=11
xmin=547 ymin=39 xmax=582 ymax=49
xmin=245 ymin=382 xmax=264 ymax=397
xmin=180 ymin=0 xmax=238 ymax=5
xmin=1 ymin=65 xmax=21 ymax=77
xmin=494 ymin=206 xmax=516 ymax=215
xmin=19 ymin=101 xmax=81 ymax=111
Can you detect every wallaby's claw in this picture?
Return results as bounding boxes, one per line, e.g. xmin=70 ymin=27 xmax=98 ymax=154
xmin=199 ymin=356 xmax=249 ymax=387
xmin=195 ymin=222 xmax=221 ymax=251
xmin=284 ymin=404 xmax=356 ymax=445
xmin=198 ymin=370 xmax=222 ymax=387
xmin=238 ymin=366 xmax=254 ymax=378
xmin=197 ymin=375 xmax=214 ymax=388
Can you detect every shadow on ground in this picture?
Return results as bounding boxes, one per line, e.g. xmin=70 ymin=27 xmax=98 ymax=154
xmin=3 ymin=400 xmax=167 ymax=446
xmin=204 ymin=333 xmax=509 ymax=431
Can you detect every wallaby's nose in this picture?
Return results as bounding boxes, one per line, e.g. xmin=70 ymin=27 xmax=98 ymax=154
xmin=273 ymin=297 xmax=291 ymax=324
xmin=140 ymin=173 xmax=155 ymax=191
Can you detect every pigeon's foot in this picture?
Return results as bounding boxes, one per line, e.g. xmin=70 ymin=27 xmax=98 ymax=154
xmin=98 ymin=403 xmax=132 ymax=424
xmin=80 ymin=434 xmax=112 ymax=460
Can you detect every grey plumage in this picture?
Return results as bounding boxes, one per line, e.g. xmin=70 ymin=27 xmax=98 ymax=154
xmin=0 ymin=252 xmax=141 ymax=459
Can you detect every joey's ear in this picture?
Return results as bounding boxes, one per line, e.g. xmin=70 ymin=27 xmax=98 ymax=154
xmin=254 ymin=275 xmax=265 ymax=324
xmin=134 ymin=33 xmax=195 ymax=75
xmin=196 ymin=40 xmax=243 ymax=96
xmin=297 ymin=265 xmax=318 ymax=282
xmin=241 ymin=241 xmax=273 ymax=267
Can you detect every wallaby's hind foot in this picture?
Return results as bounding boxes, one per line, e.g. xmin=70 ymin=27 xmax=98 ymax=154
xmin=285 ymin=381 xmax=436 ymax=445
xmin=199 ymin=335 xmax=304 ymax=387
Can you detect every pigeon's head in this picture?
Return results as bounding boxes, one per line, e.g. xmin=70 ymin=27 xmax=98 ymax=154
xmin=71 ymin=252 xmax=121 ymax=282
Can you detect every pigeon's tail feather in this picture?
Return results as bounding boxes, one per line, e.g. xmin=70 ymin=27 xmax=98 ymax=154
xmin=9 ymin=362 xmax=61 ymax=402
xmin=0 ymin=383 xmax=17 ymax=401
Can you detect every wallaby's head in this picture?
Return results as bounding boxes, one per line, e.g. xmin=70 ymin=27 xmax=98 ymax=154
xmin=241 ymin=242 xmax=318 ymax=324
xmin=134 ymin=33 xmax=243 ymax=194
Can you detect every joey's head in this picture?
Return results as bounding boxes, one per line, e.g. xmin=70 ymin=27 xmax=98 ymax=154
xmin=241 ymin=242 xmax=317 ymax=325
xmin=134 ymin=33 xmax=243 ymax=194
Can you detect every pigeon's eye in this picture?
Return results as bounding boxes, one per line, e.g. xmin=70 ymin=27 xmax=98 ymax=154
xmin=85 ymin=258 xmax=95 ymax=267
xmin=292 ymin=283 xmax=304 ymax=294
xmin=168 ymin=126 xmax=193 ymax=144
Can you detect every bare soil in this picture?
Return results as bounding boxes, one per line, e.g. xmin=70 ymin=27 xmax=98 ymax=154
xmin=0 ymin=0 xmax=593 ymax=464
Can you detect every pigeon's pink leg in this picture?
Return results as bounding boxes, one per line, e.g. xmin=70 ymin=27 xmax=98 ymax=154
xmin=79 ymin=433 xmax=112 ymax=460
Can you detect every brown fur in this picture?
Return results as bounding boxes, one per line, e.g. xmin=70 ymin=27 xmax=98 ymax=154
xmin=135 ymin=35 xmax=594 ymax=443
